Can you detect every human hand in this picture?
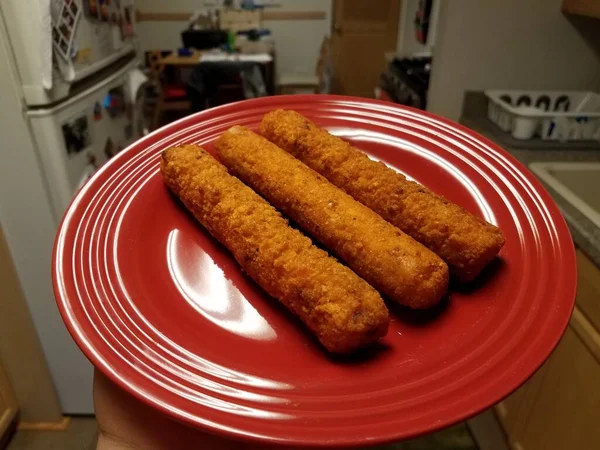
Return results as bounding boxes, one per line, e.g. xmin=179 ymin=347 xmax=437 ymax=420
xmin=94 ymin=368 xmax=399 ymax=450
xmin=93 ymin=368 xmax=270 ymax=450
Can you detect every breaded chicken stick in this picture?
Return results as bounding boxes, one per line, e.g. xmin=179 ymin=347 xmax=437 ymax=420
xmin=215 ymin=127 xmax=449 ymax=309
xmin=161 ymin=145 xmax=389 ymax=353
xmin=260 ymin=110 xmax=505 ymax=282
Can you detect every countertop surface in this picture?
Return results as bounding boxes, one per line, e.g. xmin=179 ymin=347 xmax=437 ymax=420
xmin=460 ymin=92 xmax=600 ymax=267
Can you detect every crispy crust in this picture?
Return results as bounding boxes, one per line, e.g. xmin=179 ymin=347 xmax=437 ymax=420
xmin=260 ymin=110 xmax=505 ymax=282
xmin=160 ymin=145 xmax=389 ymax=353
xmin=215 ymin=126 xmax=449 ymax=309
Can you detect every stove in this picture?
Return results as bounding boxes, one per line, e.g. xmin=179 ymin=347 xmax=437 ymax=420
xmin=380 ymin=56 xmax=431 ymax=109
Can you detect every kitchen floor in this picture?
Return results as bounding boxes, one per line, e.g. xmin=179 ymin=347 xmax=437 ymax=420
xmin=6 ymin=418 xmax=476 ymax=450
xmin=6 ymin=418 xmax=97 ymax=450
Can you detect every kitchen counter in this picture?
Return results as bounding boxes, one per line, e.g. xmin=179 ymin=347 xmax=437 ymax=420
xmin=460 ymin=92 xmax=600 ymax=267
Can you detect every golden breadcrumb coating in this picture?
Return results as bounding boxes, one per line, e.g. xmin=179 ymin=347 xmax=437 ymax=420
xmin=160 ymin=145 xmax=388 ymax=353
xmin=260 ymin=110 xmax=505 ymax=282
xmin=215 ymin=127 xmax=449 ymax=309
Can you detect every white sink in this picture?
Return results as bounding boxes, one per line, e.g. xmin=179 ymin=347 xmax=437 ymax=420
xmin=529 ymin=162 xmax=600 ymax=229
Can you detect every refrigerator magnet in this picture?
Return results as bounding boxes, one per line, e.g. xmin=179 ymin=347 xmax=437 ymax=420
xmin=108 ymin=0 xmax=120 ymax=24
xmin=93 ymin=102 xmax=102 ymax=120
xmin=62 ymin=114 xmax=91 ymax=155
xmin=104 ymin=87 xmax=126 ymax=118
xmin=120 ymin=1 xmax=135 ymax=38
xmin=103 ymin=138 xmax=115 ymax=160
xmin=85 ymin=0 xmax=99 ymax=18
xmin=99 ymin=0 xmax=110 ymax=21
xmin=75 ymin=47 xmax=93 ymax=64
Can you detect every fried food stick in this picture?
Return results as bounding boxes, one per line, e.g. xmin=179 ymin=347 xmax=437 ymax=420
xmin=215 ymin=127 xmax=449 ymax=309
xmin=160 ymin=145 xmax=389 ymax=354
xmin=260 ymin=110 xmax=505 ymax=282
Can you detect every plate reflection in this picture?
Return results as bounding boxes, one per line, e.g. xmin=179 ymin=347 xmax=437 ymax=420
xmin=167 ymin=229 xmax=277 ymax=341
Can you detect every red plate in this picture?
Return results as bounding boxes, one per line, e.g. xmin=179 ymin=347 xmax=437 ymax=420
xmin=53 ymin=95 xmax=576 ymax=448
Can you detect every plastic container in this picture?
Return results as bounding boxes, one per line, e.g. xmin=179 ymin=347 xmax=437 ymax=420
xmin=485 ymin=90 xmax=600 ymax=141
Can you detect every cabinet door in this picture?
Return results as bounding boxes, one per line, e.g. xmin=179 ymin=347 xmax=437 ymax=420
xmin=496 ymin=359 xmax=550 ymax=443
xmin=575 ymin=249 xmax=600 ymax=332
xmin=562 ymin=0 xmax=600 ymax=19
xmin=500 ymin=326 xmax=600 ymax=450
xmin=0 ymin=363 xmax=18 ymax=445
xmin=498 ymin=247 xmax=600 ymax=450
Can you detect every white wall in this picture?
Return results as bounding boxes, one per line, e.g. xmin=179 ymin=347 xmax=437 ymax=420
xmin=264 ymin=0 xmax=332 ymax=76
xmin=135 ymin=0 xmax=332 ymax=76
xmin=427 ymin=0 xmax=600 ymax=121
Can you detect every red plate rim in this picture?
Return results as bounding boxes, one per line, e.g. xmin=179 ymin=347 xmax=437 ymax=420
xmin=53 ymin=95 xmax=577 ymax=448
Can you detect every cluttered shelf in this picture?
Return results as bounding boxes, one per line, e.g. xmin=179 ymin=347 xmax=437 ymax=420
xmin=135 ymin=9 xmax=328 ymax=22
xmin=144 ymin=5 xmax=330 ymax=130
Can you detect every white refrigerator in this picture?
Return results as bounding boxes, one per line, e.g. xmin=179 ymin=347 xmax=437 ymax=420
xmin=0 ymin=0 xmax=148 ymax=413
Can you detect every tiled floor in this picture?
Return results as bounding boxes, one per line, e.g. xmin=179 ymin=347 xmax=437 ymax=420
xmin=6 ymin=418 xmax=476 ymax=450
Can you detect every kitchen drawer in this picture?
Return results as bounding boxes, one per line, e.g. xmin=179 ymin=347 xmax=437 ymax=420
xmin=0 ymin=363 xmax=17 ymax=446
xmin=575 ymin=249 xmax=600 ymax=334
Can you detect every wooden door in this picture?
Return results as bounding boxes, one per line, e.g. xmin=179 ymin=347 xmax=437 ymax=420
xmin=331 ymin=0 xmax=400 ymax=97
xmin=0 ymin=363 xmax=17 ymax=447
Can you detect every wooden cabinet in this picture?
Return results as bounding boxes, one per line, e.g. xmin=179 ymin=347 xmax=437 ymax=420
xmin=562 ymin=0 xmax=600 ymax=19
xmin=496 ymin=249 xmax=600 ymax=450
xmin=499 ymin=326 xmax=600 ymax=450
xmin=574 ymin=250 xmax=600 ymax=333
xmin=0 ymin=363 xmax=17 ymax=447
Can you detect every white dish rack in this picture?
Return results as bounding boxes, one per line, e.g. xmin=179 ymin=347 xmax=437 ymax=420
xmin=485 ymin=90 xmax=600 ymax=141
